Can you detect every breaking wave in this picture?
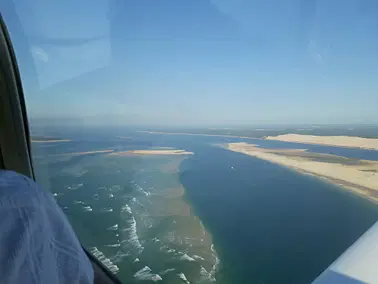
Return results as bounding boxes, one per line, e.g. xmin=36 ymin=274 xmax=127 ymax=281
xmin=121 ymin=204 xmax=143 ymax=252
xmin=177 ymin=272 xmax=190 ymax=284
xmin=90 ymin=247 xmax=119 ymax=274
xmin=134 ymin=266 xmax=162 ymax=282
xmin=101 ymin=207 xmax=113 ymax=212
xmin=178 ymin=253 xmax=196 ymax=262
xmin=121 ymin=204 xmax=132 ymax=214
xmin=192 ymin=255 xmax=205 ymax=261
xmin=210 ymin=244 xmax=220 ymax=280
xmin=105 ymin=243 xmax=121 ymax=248
xmin=134 ymin=183 xmax=151 ymax=196
xmin=107 ymin=224 xmax=118 ymax=230
xmin=67 ymin=183 xmax=83 ymax=190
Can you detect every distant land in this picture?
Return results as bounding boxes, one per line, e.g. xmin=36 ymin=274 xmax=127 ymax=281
xmin=138 ymin=124 xmax=378 ymax=139
xmin=108 ymin=149 xmax=194 ymax=156
xmin=31 ymin=136 xmax=71 ymax=143
xmin=137 ymin=130 xmax=255 ymax=139
xmin=266 ymin=134 xmax=378 ymax=150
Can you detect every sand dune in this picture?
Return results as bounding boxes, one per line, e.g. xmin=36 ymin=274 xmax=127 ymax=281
xmin=227 ymin=142 xmax=378 ymax=202
xmin=265 ymin=134 xmax=378 ymax=150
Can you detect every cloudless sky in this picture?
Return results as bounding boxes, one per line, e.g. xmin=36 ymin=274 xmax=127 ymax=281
xmin=2 ymin=0 xmax=378 ymax=126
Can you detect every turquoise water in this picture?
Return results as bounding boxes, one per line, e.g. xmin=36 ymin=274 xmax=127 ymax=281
xmin=32 ymin=129 xmax=378 ymax=283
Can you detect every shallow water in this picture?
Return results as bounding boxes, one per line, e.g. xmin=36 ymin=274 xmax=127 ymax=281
xmin=32 ymin=130 xmax=378 ymax=283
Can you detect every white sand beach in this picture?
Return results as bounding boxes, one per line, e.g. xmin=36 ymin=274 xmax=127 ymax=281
xmin=227 ymin=142 xmax=378 ymax=202
xmin=265 ymin=134 xmax=378 ymax=150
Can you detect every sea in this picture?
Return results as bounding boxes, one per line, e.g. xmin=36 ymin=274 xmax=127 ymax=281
xmin=31 ymin=127 xmax=378 ymax=284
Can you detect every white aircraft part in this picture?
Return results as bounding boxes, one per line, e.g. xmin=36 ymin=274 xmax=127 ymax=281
xmin=313 ymin=221 xmax=378 ymax=283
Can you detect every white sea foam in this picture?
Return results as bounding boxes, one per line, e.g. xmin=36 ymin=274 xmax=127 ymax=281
xmin=53 ymin=193 xmax=58 ymax=197
xmin=179 ymin=253 xmax=196 ymax=262
xmin=160 ymin=268 xmax=175 ymax=275
xmin=110 ymin=251 xmax=130 ymax=264
xmin=210 ymin=244 xmax=220 ymax=280
xmin=90 ymin=247 xmax=119 ymax=274
xmin=105 ymin=244 xmax=121 ymax=248
xmin=159 ymin=244 xmax=169 ymax=251
xmin=83 ymin=206 xmax=92 ymax=212
xmin=177 ymin=273 xmax=190 ymax=283
xmin=110 ymin=185 xmax=121 ymax=191
xmin=126 ymin=216 xmax=143 ymax=251
xmin=67 ymin=183 xmax=83 ymax=190
xmin=133 ymin=258 xmax=140 ymax=263
xmin=199 ymin=266 xmax=216 ymax=283
xmin=135 ymin=183 xmax=151 ymax=196
xmin=192 ymin=255 xmax=205 ymax=261
xmin=134 ymin=266 xmax=162 ymax=282
xmin=109 ymin=193 xmax=114 ymax=198
xmin=121 ymin=204 xmax=132 ymax=214
xmin=101 ymin=207 xmax=113 ymax=212
xmin=107 ymin=224 xmax=118 ymax=230
xmin=73 ymin=200 xmax=84 ymax=204
xmin=121 ymin=208 xmax=143 ymax=252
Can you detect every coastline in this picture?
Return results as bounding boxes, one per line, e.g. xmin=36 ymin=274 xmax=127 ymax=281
xmin=50 ymin=150 xmax=114 ymax=156
xmin=32 ymin=139 xmax=71 ymax=143
xmin=226 ymin=142 xmax=378 ymax=203
xmin=137 ymin=130 xmax=257 ymax=140
xmin=108 ymin=149 xmax=193 ymax=156
xmin=266 ymin=134 xmax=378 ymax=150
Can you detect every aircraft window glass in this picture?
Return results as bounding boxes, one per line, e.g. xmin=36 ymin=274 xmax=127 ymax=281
xmin=3 ymin=0 xmax=378 ymax=283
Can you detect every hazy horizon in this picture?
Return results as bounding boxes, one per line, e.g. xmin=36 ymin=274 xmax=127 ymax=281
xmin=3 ymin=0 xmax=378 ymax=126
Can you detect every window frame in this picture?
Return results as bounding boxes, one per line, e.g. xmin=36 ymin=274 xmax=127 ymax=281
xmin=0 ymin=12 xmax=123 ymax=284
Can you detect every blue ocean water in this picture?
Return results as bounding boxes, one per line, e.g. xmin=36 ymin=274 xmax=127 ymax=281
xmin=31 ymin=129 xmax=378 ymax=283
xmin=179 ymin=143 xmax=378 ymax=283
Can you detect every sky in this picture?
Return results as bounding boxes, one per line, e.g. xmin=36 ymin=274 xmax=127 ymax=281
xmin=2 ymin=0 xmax=378 ymax=126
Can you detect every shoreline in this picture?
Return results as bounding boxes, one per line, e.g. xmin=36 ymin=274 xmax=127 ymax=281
xmin=266 ymin=134 xmax=378 ymax=150
xmin=226 ymin=142 xmax=378 ymax=203
xmin=108 ymin=149 xmax=194 ymax=156
xmin=32 ymin=139 xmax=71 ymax=143
xmin=137 ymin=130 xmax=257 ymax=140
xmin=50 ymin=150 xmax=114 ymax=156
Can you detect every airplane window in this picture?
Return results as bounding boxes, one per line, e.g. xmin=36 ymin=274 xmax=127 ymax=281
xmin=3 ymin=0 xmax=378 ymax=283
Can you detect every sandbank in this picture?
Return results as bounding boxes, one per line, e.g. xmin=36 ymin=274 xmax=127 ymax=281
xmin=108 ymin=149 xmax=193 ymax=156
xmin=32 ymin=139 xmax=71 ymax=143
xmin=265 ymin=134 xmax=378 ymax=150
xmin=227 ymin=142 xmax=378 ymax=202
xmin=138 ymin=130 xmax=255 ymax=139
xmin=51 ymin=150 xmax=114 ymax=156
